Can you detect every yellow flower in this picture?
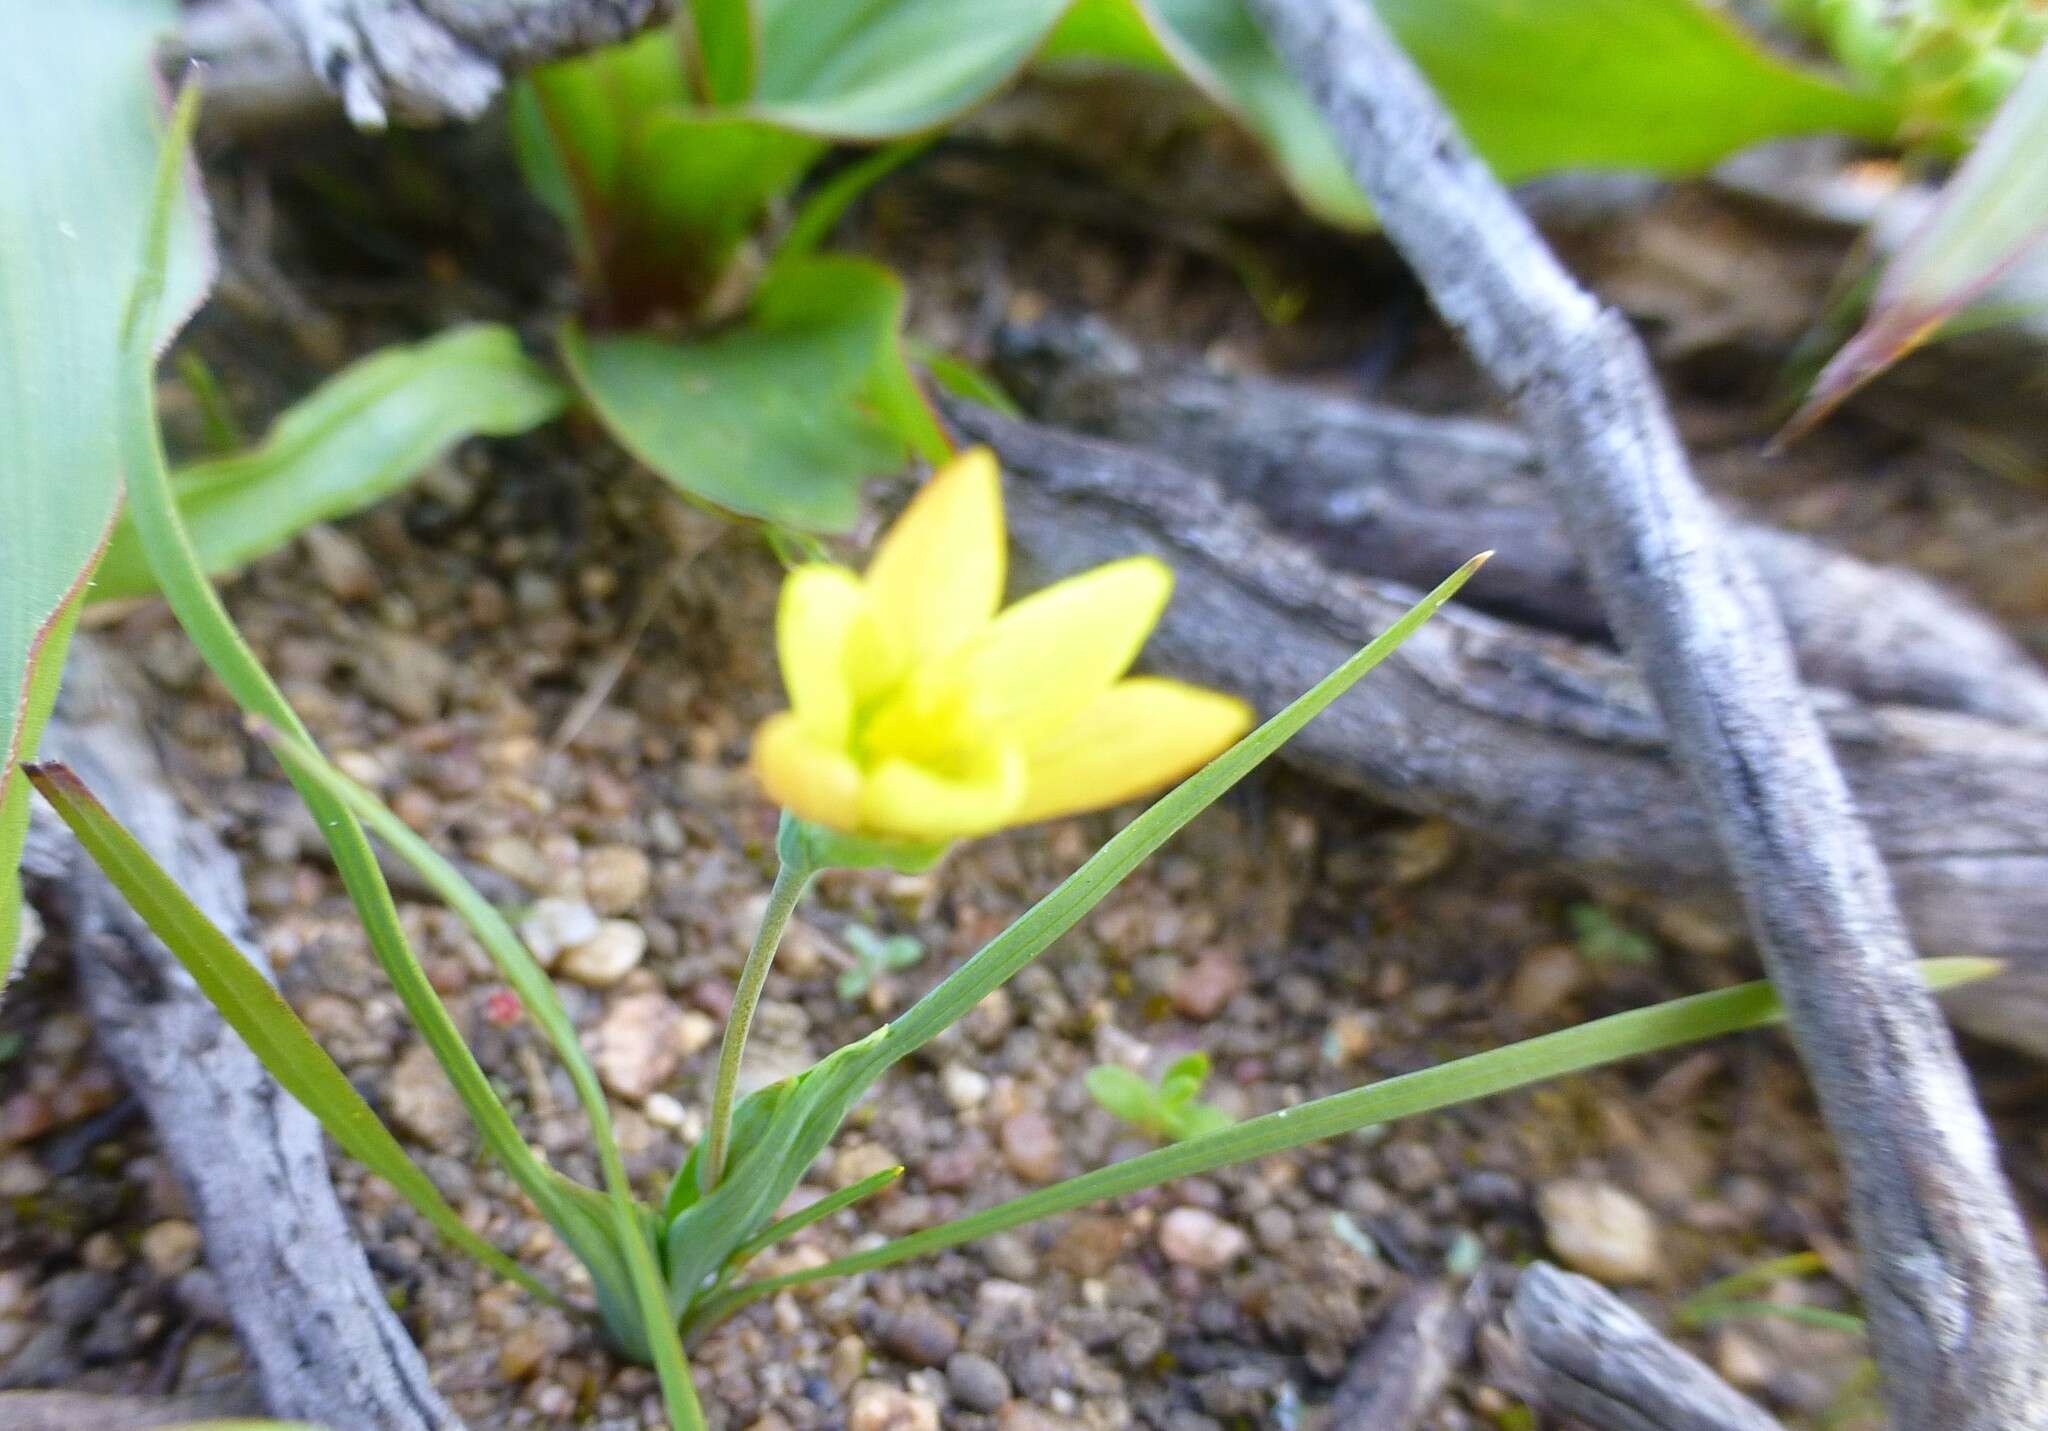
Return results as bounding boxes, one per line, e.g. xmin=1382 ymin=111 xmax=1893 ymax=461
xmin=752 ymin=448 xmax=1255 ymax=843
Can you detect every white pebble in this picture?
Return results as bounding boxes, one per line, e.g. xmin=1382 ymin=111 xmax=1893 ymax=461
xmin=519 ymin=898 xmax=600 ymax=970
xmin=558 ymin=919 xmax=648 ymax=986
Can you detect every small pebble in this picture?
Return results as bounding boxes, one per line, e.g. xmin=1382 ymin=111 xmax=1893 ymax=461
xmin=834 ymin=1143 xmax=902 ymax=1190
xmin=499 ymin=1325 xmax=551 ymax=1382
xmin=880 ymin=1303 xmax=960 ymax=1367
xmin=1538 ymin=1179 xmax=1662 ymax=1284
xmin=303 ymin=525 xmax=378 ymax=602
xmin=1158 ymin=1206 xmax=1249 ymax=1272
xmin=558 ymin=918 xmax=648 ymax=986
xmin=1508 ymin=944 xmax=1586 ymax=1023
xmin=999 ymin=1112 xmax=1062 ymax=1182
xmin=591 ymin=992 xmax=686 ymax=1100
xmin=1169 ymin=950 xmax=1244 ymax=1021
xmin=0 ymin=1151 xmax=50 ymax=1196
xmin=583 ymin=845 xmax=652 ymax=914
xmin=388 ymin=1042 xmax=468 ymax=1148
xmin=519 ymin=898 xmax=600 ymax=969
xmin=940 ymin=1064 xmax=991 ymax=1110
xmin=848 ymin=1380 xmax=940 ymax=1431
xmin=643 ymin=1092 xmax=688 ymax=1129
xmin=946 ymin=1351 xmax=1011 ymax=1412
xmin=42 ymin=1270 xmax=115 ymax=1328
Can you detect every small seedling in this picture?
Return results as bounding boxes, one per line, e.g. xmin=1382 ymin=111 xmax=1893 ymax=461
xmin=1085 ymin=1051 xmax=1235 ymax=1143
xmin=836 ymin=925 xmax=925 ymax=1003
xmin=1567 ymin=902 xmax=1658 ymax=966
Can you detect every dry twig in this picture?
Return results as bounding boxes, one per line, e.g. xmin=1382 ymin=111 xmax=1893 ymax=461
xmin=1492 ymin=1264 xmax=1783 ymax=1431
xmin=996 ymin=317 xmax=2048 ymax=728
xmin=1237 ymin=3 xmax=2048 ymax=1423
xmin=949 ymin=399 xmax=2048 ymax=1059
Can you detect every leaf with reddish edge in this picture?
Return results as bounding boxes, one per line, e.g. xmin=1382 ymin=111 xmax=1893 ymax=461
xmin=1783 ymin=45 xmax=2048 ymax=443
xmin=1 ymin=0 xmax=214 ymax=980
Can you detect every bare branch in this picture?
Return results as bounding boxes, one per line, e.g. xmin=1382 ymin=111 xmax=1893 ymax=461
xmin=1325 ymin=1277 xmax=1484 ymax=1430
xmin=949 ymin=399 xmax=2048 ymax=1060
xmin=180 ymin=0 xmax=677 ymax=129
xmin=1493 ymin=1264 xmax=1783 ymax=1431
xmin=996 ymin=317 xmax=2048 ymax=728
xmin=1235 ymin=3 xmax=2048 ymax=1423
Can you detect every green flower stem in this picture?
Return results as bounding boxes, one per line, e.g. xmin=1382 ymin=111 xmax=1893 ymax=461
xmin=702 ymin=831 xmax=818 ymax=1191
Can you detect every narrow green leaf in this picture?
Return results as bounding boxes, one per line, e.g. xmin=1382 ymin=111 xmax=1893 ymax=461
xmin=699 ymin=957 xmax=1994 ymax=1321
xmin=1679 ymin=1300 xmax=1866 ymax=1335
xmin=668 ymin=557 xmax=1487 ymax=1318
xmin=1685 ymin=1251 xmax=1832 ymax=1309
xmin=883 ymin=554 xmax=1491 ymax=1056
xmin=25 ymin=763 xmax=556 ymax=1303
xmin=563 ymin=256 xmax=915 ymax=531
xmin=258 ymin=722 xmax=703 ymax=1414
xmin=113 ymin=83 xmax=627 ymax=1311
xmin=735 ymin=1164 xmax=904 ymax=1262
xmin=750 ymin=0 xmax=1072 ymax=138
xmin=770 ymin=139 xmax=935 ymax=277
xmin=1 ymin=0 xmax=213 ymax=978
xmin=909 ymin=342 xmax=1022 ymax=417
xmin=1786 ymin=44 xmax=2048 ymax=439
xmin=92 ymin=326 xmax=566 ymax=602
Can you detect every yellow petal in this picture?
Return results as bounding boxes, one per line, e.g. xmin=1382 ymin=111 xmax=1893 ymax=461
xmin=777 ymin=564 xmax=867 ymax=744
xmin=752 ymin=712 xmax=864 ymax=831
xmin=1014 ymin=677 xmax=1254 ymax=824
xmin=863 ymin=447 xmax=1005 ymax=663
xmin=857 ymin=744 xmax=1027 ymax=842
xmin=960 ymin=556 xmax=1173 ymax=747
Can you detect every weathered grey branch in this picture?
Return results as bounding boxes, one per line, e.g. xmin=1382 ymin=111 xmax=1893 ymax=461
xmin=952 ymin=399 xmax=2048 ymax=1057
xmin=1493 ymin=1264 xmax=1783 ymax=1431
xmin=179 ymin=0 xmax=676 ymax=129
xmin=1325 ymin=1278 xmax=1481 ymax=1430
xmin=26 ymin=639 xmax=461 ymax=1430
xmin=995 ymin=317 xmax=2048 ymax=729
xmin=1238 ymin=3 xmax=2048 ymax=1425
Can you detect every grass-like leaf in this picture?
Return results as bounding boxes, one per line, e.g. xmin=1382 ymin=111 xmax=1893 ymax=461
xmin=113 ymin=80 xmax=656 ymax=1359
xmin=25 ymin=763 xmax=555 ymax=1303
xmin=665 ymin=555 xmax=1488 ymax=1320
xmin=696 ymin=956 xmax=1994 ymax=1322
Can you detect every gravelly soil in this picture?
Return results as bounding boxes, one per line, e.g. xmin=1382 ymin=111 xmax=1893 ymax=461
xmin=4 ymin=112 xmax=2045 ymax=1431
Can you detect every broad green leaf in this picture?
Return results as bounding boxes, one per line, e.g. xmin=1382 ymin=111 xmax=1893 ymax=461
xmin=1040 ymin=0 xmax=1177 ymax=70
xmin=1 ymin=0 xmax=212 ymax=978
xmin=1371 ymin=0 xmax=1897 ymax=180
xmin=750 ymin=0 xmax=1073 ymax=137
xmin=562 ymin=256 xmax=917 ymax=530
xmin=616 ymin=112 xmax=822 ymax=313
xmin=688 ymin=0 xmax=760 ymax=105
xmin=1053 ymin=0 xmax=1897 ymax=228
xmin=92 ymin=326 xmax=567 ymax=602
xmin=699 ymin=956 xmax=1996 ymax=1321
xmin=1788 ymin=44 xmax=2048 ymax=437
xmin=25 ymin=763 xmax=556 ymax=1304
